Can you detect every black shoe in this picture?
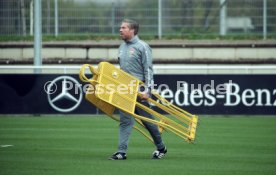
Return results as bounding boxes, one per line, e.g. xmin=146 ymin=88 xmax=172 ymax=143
xmin=152 ymin=147 xmax=167 ymax=159
xmin=108 ymin=152 xmax=127 ymax=160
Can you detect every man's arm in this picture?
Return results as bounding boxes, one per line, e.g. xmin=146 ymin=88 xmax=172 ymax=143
xmin=141 ymin=43 xmax=154 ymax=99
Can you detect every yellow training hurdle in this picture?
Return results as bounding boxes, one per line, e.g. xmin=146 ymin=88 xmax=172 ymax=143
xmin=79 ymin=62 xmax=198 ymax=143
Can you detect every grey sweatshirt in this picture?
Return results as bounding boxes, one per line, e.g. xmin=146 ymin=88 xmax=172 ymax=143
xmin=118 ymin=35 xmax=154 ymax=91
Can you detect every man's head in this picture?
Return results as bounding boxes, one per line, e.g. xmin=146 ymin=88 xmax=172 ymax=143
xmin=119 ymin=19 xmax=139 ymax=41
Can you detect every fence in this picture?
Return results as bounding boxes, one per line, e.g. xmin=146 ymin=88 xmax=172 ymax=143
xmin=0 ymin=0 xmax=276 ymax=39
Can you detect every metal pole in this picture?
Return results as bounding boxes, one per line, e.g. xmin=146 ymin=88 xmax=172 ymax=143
xmin=34 ymin=0 xmax=42 ymax=73
xmin=47 ymin=0 xmax=51 ymax=34
xmin=55 ymin=0 xmax=59 ymax=37
xmin=158 ymin=0 xmax=162 ymax=39
xmin=30 ymin=0 xmax=33 ymax=36
xmin=17 ymin=2 xmax=21 ymax=35
xmin=219 ymin=0 xmax=227 ymax=36
xmin=111 ymin=2 xmax=115 ymax=34
xmin=263 ymin=0 xmax=267 ymax=40
xmin=20 ymin=0 xmax=26 ymax=36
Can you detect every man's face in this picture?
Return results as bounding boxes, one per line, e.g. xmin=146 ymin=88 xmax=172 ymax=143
xmin=119 ymin=22 xmax=134 ymax=41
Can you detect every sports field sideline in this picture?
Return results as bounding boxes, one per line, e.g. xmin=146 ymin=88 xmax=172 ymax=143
xmin=0 ymin=115 xmax=275 ymax=175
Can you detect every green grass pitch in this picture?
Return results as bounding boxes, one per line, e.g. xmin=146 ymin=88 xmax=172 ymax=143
xmin=0 ymin=115 xmax=275 ymax=175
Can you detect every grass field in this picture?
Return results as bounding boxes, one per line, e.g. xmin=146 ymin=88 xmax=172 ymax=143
xmin=0 ymin=115 xmax=275 ymax=175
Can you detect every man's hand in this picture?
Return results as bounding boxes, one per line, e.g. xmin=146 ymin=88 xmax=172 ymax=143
xmin=139 ymin=92 xmax=149 ymax=101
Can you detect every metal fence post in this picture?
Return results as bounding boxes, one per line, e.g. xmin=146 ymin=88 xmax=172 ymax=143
xmin=158 ymin=0 xmax=162 ymax=39
xmin=263 ymin=0 xmax=267 ymax=40
xmin=55 ymin=0 xmax=59 ymax=37
xmin=30 ymin=0 xmax=33 ymax=36
xmin=20 ymin=0 xmax=26 ymax=36
xmin=111 ymin=2 xmax=115 ymax=34
xmin=34 ymin=0 xmax=42 ymax=73
xmin=219 ymin=0 xmax=227 ymax=36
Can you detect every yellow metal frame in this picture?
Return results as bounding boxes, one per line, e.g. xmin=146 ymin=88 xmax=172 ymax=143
xmin=79 ymin=62 xmax=198 ymax=143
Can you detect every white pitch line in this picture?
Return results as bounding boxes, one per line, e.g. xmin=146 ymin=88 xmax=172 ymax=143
xmin=0 ymin=145 xmax=14 ymax=148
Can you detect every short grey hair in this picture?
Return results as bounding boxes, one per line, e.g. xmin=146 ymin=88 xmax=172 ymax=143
xmin=122 ymin=19 xmax=139 ymax=35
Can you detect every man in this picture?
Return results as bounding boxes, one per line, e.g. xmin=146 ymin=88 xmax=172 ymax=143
xmin=109 ymin=19 xmax=167 ymax=160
